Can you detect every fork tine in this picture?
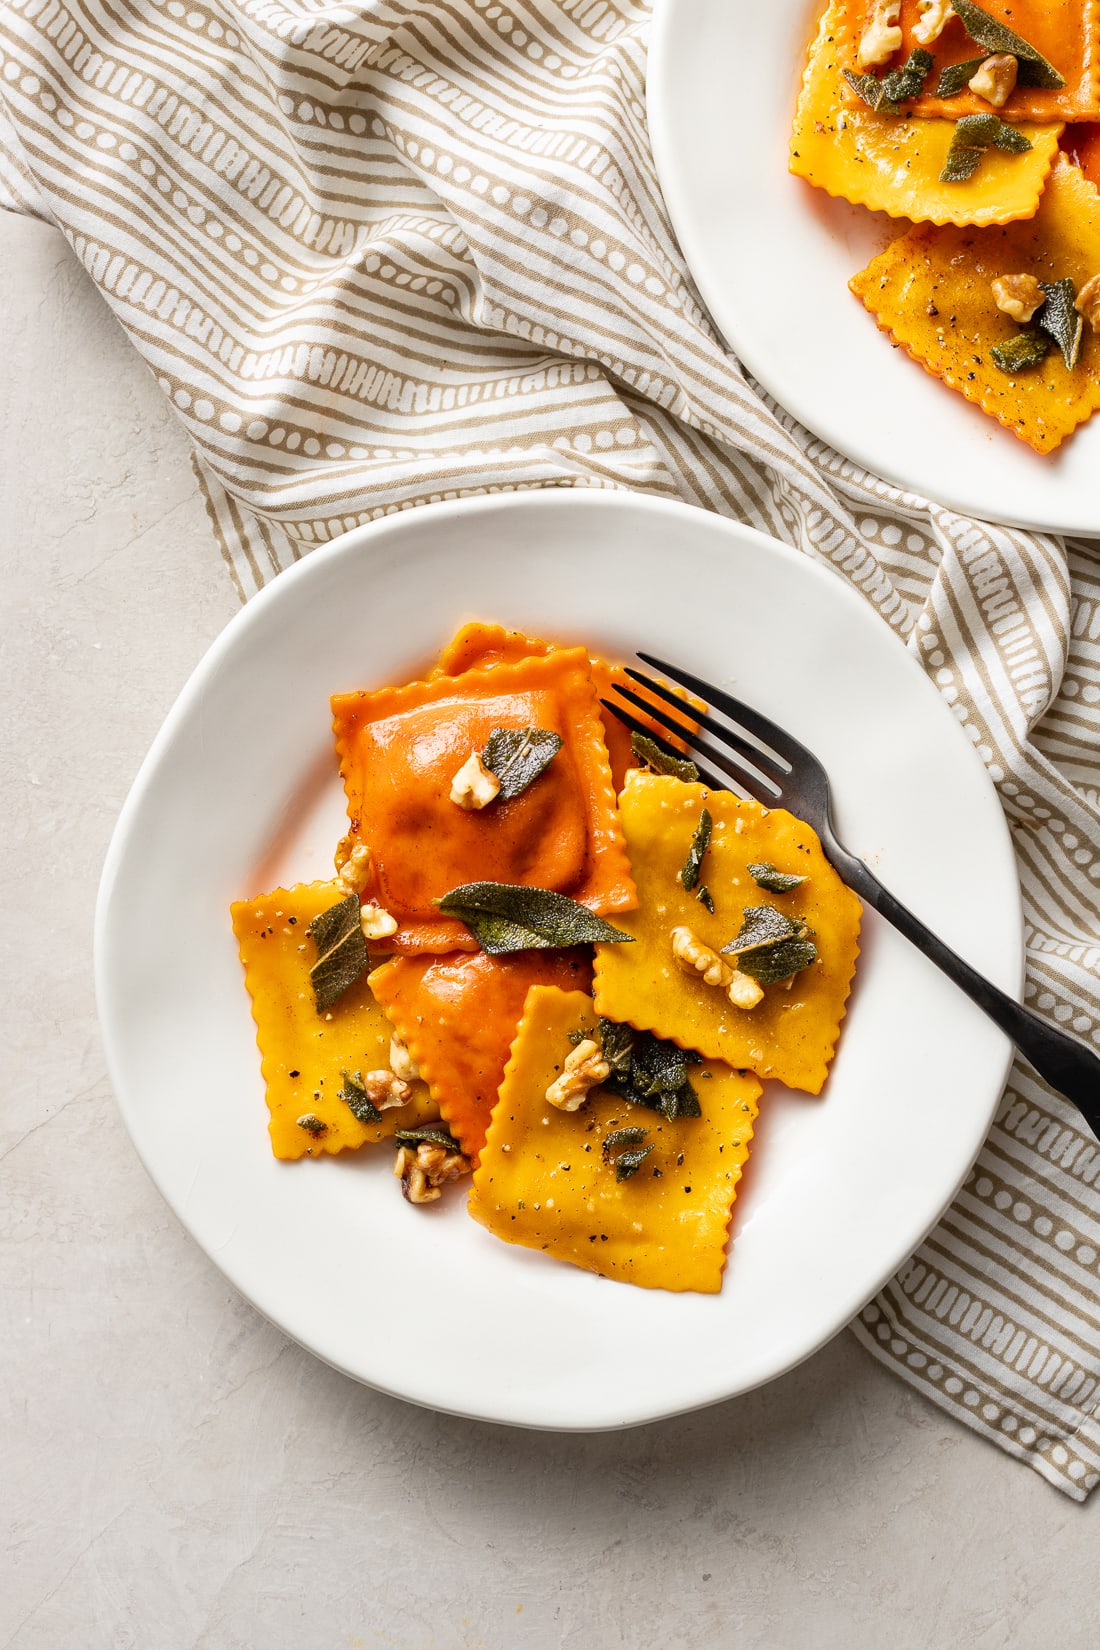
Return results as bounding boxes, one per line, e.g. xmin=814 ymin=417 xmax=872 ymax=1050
xmin=622 ymin=666 xmax=789 ymax=779
xmin=609 ymin=682 xmax=781 ymax=798
xmin=597 ymin=699 xmax=726 ymax=792
xmin=637 ymin=652 xmax=810 ymax=766
xmin=601 ymin=696 xmax=777 ymax=801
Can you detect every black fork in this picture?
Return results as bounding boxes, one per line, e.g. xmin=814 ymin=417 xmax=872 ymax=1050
xmin=605 ymin=653 xmax=1100 ymax=1136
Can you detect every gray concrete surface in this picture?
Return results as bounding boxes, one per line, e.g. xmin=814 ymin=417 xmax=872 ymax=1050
xmin=2 ymin=209 xmax=1094 ymax=1650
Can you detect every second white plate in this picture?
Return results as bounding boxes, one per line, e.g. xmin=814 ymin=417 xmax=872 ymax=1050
xmin=648 ymin=0 xmax=1100 ymax=535
xmin=96 ymin=490 xmax=1020 ymax=1429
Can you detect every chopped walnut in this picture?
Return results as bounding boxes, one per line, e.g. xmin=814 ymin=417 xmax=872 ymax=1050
xmin=913 ymin=0 xmax=954 ymax=44
xmin=360 ymin=901 xmax=398 ymax=940
xmin=670 ymin=925 xmax=733 ymax=989
xmin=1075 ymin=273 xmax=1100 ymax=331
xmin=394 ymin=1140 xmax=472 ymax=1204
xmin=336 ymin=841 xmax=372 ymax=895
xmin=991 ymin=273 xmax=1044 ymax=324
xmin=858 ymin=0 xmax=902 ymax=68
xmin=450 ymin=751 xmax=501 ymax=810
xmin=359 ymin=1069 xmax=412 ymax=1111
xmin=545 ymin=1038 xmax=610 ymax=1111
xmin=726 ymin=971 xmax=766 ymax=1012
xmin=388 ymin=1034 xmax=420 ymax=1082
xmin=968 ymin=53 xmax=1018 ymax=108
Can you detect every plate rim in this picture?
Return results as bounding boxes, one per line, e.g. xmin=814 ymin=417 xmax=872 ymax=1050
xmin=646 ymin=0 xmax=1100 ymax=537
xmin=94 ymin=487 xmax=1022 ymax=1429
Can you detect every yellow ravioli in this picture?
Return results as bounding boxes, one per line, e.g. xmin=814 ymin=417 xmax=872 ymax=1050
xmin=592 ymin=775 xmax=861 ymax=1094
xmin=231 ymin=881 xmax=434 ymax=1160
xmin=467 ymin=987 xmax=760 ymax=1293
xmin=790 ymin=0 xmax=1063 ymax=225
xmin=849 ymin=156 xmax=1100 ymax=452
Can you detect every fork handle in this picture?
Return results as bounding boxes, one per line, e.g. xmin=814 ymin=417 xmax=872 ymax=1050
xmin=832 ymin=848 xmax=1100 ymax=1135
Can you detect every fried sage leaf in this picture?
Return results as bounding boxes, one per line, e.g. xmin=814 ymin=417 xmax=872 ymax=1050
xmin=721 ymin=904 xmax=818 ymax=983
xmin=1038 ymin=278 xmax=1084 ymax=370
xmin=738 ymin=938 xmax=818 ymax=985
xmin=630 ymin=730 xmax=699 ymax=783
xmin=939 ymin=112 xmax=1031 ymax=182
xmin=600 ymin=1024 xmax=703 ymax=1121
xmin=722 ymin=904 xmax=804 ymax=956
xmin=843 ymin=48 xmax=933 ymax=115
xmin=481 ymin=725 xmax=563 ymax=801
xmin=308 ymin=893 xmax=370 ymax=1011
xmin=339 ymin=1069 xmax=383 ymax=1124
xmin=990 ymin=327 xmax=1050 ymax=373
xmin=394 ymin=1123 xmax=462 ymax=1152
xmin=747 ymin=861 xmax=807 ymax=893
xmin=934 ymin=56 xmax=988 ymax=98
xmin=437 ymin=881 xmax=635 ymax=954
xmin=597 ymin=1018 xmax=636 ymax=1081
xmin=696 ymin=885 xmax=715 ymax=914
xmin=952 ymin=0 xmax=1066 ymax=90
xmin=602 ymin=1126 xmax=654 ymax=1183
xmin=680 ymin=807 xmax=712 ymax=892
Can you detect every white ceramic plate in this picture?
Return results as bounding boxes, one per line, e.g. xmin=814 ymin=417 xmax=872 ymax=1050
xmin=96 ymin=490 xmax=1021 ymax=1429
xmin=648 ymin=0 xmax=1100 ymax=536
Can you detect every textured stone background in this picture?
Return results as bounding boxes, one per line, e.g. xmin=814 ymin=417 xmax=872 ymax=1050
xmin=2 ymin=211 xmax=1095 ymax=1650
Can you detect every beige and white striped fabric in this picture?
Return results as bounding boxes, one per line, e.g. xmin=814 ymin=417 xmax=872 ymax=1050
xmin=4 ymin=0 xmax=1099 ymax=1497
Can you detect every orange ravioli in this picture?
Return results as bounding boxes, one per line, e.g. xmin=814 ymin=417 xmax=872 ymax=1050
xmin=792 ymin=0 xmax=1062 ymax=225
xmin=838 ymin=0 xmax=1100 ymax=123
xmin=332 ymin=647 xmax=636 ymax=954
xmin=231 ymin=881 xmax=434 ymax=1160
xmin=368 ymin=948 xmax=592 ymax=1158
xmin=592 ymin=776 xmax=861 ymax=1095
xmin=467 ymin=987 xmax=761 ymax=1293
xmin=434 ymin=621 xmax=701 ymax=792
xmin=1064 ymin=121 xmax=1100 ymax=185
xmin=849 ymin=156 xmax=1100 ymax=452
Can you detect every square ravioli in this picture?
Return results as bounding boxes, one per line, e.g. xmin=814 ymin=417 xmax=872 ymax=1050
xmin=592 ymin=775 xmax=861 ymax=1094
xmin=368 ymin=948 xmax=592 ymax=1159
xmin=231 ymin=881 xmax=435 ymax=1159
xmin=331 ymin=647 xmax=635 ymax=954
xmin=467 ymin=987 xmax=761 ymax=1293
xmin=433 ymin=621 xmax=702 ymax=793
xmin=849 ymin=156 xmax=1100 ymax=452
xmin=838 ymin=0 xmax=1100 ymax=123
xmin=791 ymin=0 xmax=1062 ymax=225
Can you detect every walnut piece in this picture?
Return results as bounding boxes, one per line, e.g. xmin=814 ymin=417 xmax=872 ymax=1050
xmin=858 ymin=0 xmax=902 ymax=68
xmin=913 ymin=0 xmax=954 ymax=45
xmin=336 ymin=841 xmax=372 ymax=895
xmin=359 ymin=1069 xmax=413 ymax=1111
xmin=991 ymin=273 xmax=1044 ymax=324
xmin=671 ymin=925 xmax=733 ymax=989
xmin=388 ymin=1034 xmax=420 ymax=1081
xmin=394 ymin=1140 xmax=472 ymax=1204
xmin=450 ymin=751 xmax=501 ymax=810
xmin=359 ymin=901 xmax=398 ymax=940
xmin=968 ymin=53 xmax=1018 ymax=108
xmin=545 ymin=1038 xmax=611 ymax=1111
xmin=726 ymin=970 xmax=766 ymax=1012
xmin=1075 ymin=273 xmax=1100 ymax=331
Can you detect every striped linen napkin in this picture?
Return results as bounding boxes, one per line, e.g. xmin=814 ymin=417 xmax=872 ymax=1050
xmin=4 ymin=0 xmax=1099 ymax=1498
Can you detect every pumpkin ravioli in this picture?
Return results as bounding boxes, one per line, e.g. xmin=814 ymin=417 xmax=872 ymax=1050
xmin=231 ymin=881 xmax=434 ymax=1160
xmin=332 ymin=647 xmax=635 ymax=955
xmin=849 ymin=156 xmax=1100 ymax=452
xmin=468 ymin=987 xmax=761 ymax=1293
xmin=791 ymin=0 xmax=1062 ymax=225
xmin=369 ymin=948 xmax=592 ymax=1158
xmin=592 ymin=776 xmax=861 ymax=1094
